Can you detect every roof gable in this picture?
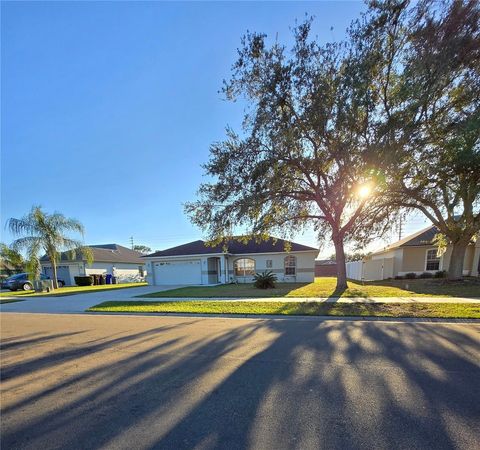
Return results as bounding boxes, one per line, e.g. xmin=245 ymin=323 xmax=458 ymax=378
xmin=145 ymin=237 xmax=318 ymax=258
xmin=372 ymin=225 xmax=437 ymax=255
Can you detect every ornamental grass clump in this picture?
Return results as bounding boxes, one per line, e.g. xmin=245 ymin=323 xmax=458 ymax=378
xmin=253 ymin=271 xmax=277 ymax=289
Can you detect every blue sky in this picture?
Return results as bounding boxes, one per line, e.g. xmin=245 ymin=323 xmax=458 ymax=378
xmin=1 ymin=1 xmax=429 ymax=255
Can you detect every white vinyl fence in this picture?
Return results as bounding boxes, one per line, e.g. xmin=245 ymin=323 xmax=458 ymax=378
xmin=346 ymin=258 xmax=394 ymax=281
xmin=346 ymin=261 xmax=364 ymax=280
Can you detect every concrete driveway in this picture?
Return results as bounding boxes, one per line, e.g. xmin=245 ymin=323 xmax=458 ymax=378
xmin=1 ymin=313 xmax=479 ymax=450
xmin=0 ymin=285 xmax=184 ymax=314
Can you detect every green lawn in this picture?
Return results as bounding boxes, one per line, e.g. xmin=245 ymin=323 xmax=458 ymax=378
xmin=87 ymin=300 xmax=480 ymax=319
xmin=137 ymin=277 xmax=480 ymax=299
xmin=0 ymin=282 xmax=148 ymax=298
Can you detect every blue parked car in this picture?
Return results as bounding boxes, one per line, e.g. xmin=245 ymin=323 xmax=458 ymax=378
xmin=1 ymin=273 xmax=65 ymax=291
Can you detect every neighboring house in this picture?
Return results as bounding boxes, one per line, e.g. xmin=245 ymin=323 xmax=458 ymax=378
xmin=143 ymin=237 xmax=318 ymax=286
xmin=315 ymin=259 xmax=337 ymax=277
xmin=347 ymin=225 xmax=480 ymax=281
xmin=40 ymin=244 xmax=145 ymax=286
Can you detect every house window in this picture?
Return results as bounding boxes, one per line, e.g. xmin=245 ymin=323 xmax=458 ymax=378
xmin=234 ymin=258 xmax=255 ymax=277
xmin=266 ymin=259 xmax=273 ymax=269
xmin=426 ymin=249 xmax=440 ymax=271
xmin=284 ymin=255 xmax=296 ymax=276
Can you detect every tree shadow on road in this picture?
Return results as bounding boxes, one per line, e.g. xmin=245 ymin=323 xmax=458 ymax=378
xmin=1 ymin=317 xmax=479 ymax=450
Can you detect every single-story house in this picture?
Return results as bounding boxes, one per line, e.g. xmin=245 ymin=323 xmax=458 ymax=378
xmin=347 ymin=225 xmax=480 ymax=280
xmin=41 ymin=244 xmax=146 ymax=286
xmin=315 ymin=259 xmax=337 ymax=277
xmin=143 ymin=237 xmax=318 ymax=286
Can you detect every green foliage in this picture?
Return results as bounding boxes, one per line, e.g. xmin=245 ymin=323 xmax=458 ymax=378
xmin=7 ymin=206 xmax=90 ymax=287
xmin=434 ymin=270 xmax=447 ymax=279
xmin=88 ymin=301 xmax=480 ymax=319
xmin=0 ymin=243 xmax=24 ymax=274
xmin=356 ymin=0 xmax=480 ymax=278
xmin=185 ymin=18 xmax=398 ymax=290
xmin=419 ymin=272 xmax=434 ymax=279
xmin=253 ymin=271 xmax=277 ymax=289
xmin=331 ymin=251 xmax=370 ymax=262
xmin=133 ymin=245 xmax=152 ymax=254
xmin=404 ymin=273 xmax=417 ymax=279
xmin=432 ymin=234 xmax=449 ymax=257
xmin=74 ymin=276 xmax=94 ymax=286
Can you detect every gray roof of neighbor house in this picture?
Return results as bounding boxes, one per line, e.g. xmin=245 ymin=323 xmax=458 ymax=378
xmin=40 ymin=244 xmax=144 ymax=264
xmin=373 ymin=225 xmax=438 ymax=255
xmin=145 ymin=237 xmax=318 ymax=258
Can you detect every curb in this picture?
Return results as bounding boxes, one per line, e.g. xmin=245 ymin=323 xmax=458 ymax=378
xmin=81 ymin=311 xmax=480 ymax=323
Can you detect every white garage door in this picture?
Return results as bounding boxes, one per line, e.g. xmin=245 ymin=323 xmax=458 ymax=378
xmin=153 ymin=260 xmax=201 ymax=285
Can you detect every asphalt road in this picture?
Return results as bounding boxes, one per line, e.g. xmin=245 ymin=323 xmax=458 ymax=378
xmin=1 ymin=313 xmax=479 ymax=450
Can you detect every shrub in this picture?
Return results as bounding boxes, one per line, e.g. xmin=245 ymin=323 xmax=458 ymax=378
xmin=419 ymin=272 xmax=433 ymax=279
xmin=253 ymin=270 xmax=277 ymax=289
xmin=404 ymin=272 xmax=417 ymax=279
xmin=394 ymin=275 xmax=404 ymax=280
xmin=75 ymin=276 xmax=94 ymax=286
xmin=434 ymin=270 xmax=446 ymax=278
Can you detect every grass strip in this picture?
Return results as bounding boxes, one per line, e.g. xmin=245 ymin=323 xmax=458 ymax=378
xmin=137 ymin=278 xmax=480 ymax=299
xmin=1 ymin=282 xmax=148 ymax=298
xmin=87 ymin=301 xmax=480 ymax=319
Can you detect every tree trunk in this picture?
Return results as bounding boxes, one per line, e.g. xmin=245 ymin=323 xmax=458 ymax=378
xmin=333 ymin=235 xmax=348 ymax=291
xmin=447 ymin=240 xmax=469 ymax=281
xmin=50 ymin=256 xmax=59 ymax=289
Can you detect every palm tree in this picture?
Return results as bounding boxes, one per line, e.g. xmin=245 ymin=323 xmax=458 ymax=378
xmin=7 ymin=206 xmax=92 ymax=289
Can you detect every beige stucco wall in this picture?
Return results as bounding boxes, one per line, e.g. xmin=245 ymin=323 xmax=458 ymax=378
xmin=399 ymin=244 xmax=476 ymax=275
xmin=227 ymin=251 xmax=317 ymax=283
xmin=401 ymin=247 xmax=436 ymax=273
xmin=472 ymin=243 xmax=480 ymax=276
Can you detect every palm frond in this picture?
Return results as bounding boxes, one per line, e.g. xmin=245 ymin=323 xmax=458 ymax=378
xmin=7 ymin=217 xmax=36 ymax=237
xmin=80 ymin=246 xmax=94 ymax=265
xmin=8 ymin=206 xmax=88 ymax=275
xmin=11 ymin=236 xmax=42 ymax=253
xmin=49 ymin=213 xmax=85 ymax=236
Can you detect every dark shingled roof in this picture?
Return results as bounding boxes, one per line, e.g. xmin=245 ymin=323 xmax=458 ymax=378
xmin=40 ymin=244 xmax=144 ymax=264
xmin=145 ymin=237 xmax=318 ymax=258
xmin=372 ymin=225 xmax=438 ymax=255
xmin=387 ymin=225 xmax=438 ymax=249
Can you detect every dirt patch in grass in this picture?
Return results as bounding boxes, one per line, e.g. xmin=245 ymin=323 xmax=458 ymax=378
xmin=138 ymin=277 xmax=480 ymax=299
xmin=88 ymin=301 xmax=480 ymax=319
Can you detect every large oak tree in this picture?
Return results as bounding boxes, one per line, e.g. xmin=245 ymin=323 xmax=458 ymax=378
xmin=186 ymin=21 xmax=395 ymax=290
xmin=358 ymin=0 xmax=480 ymax=279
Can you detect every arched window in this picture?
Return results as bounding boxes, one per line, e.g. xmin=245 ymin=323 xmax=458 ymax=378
xmin=234 ymin=258 xmax=256 ymax=277
xmin=284 ymin=255 xmax=296 ymax=276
